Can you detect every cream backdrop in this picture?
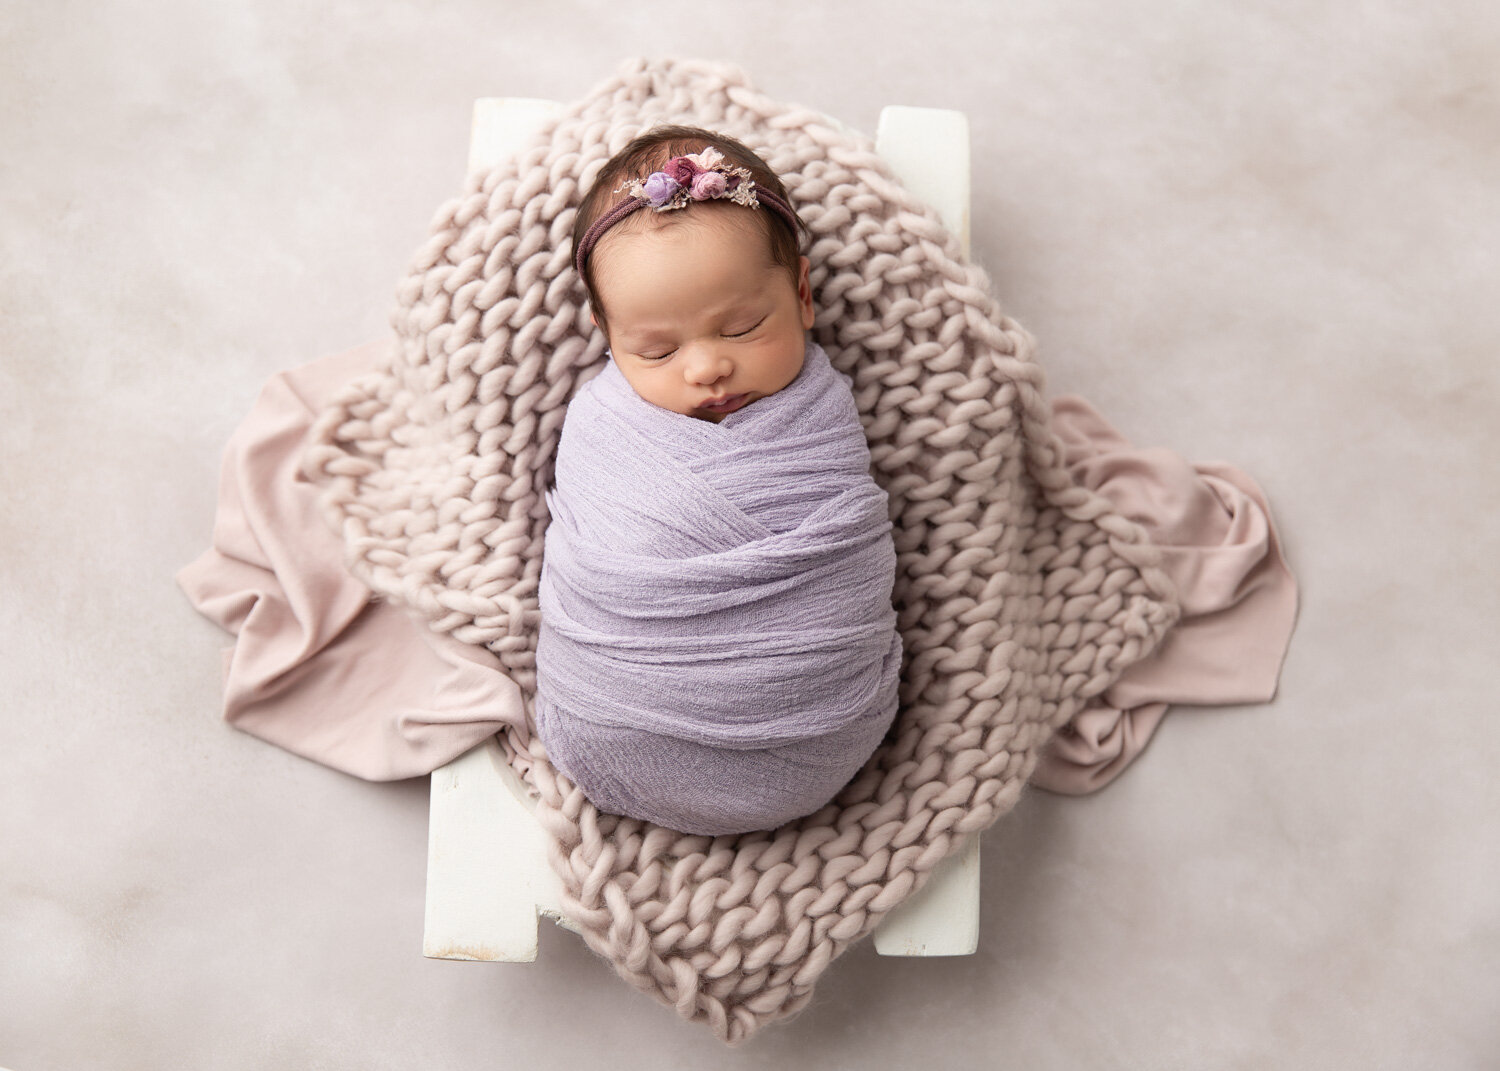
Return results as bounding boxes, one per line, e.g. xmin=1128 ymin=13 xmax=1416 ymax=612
xmin=1 ymin=2 xmax=1495 ymax=1068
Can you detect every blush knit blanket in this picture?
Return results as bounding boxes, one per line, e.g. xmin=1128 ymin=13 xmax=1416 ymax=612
xmin=300 ymin=56 xmax=1189 ymax=1043
xmin=534 ymin=337 xmax=903 ymax=835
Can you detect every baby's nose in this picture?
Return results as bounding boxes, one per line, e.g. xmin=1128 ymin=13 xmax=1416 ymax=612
xmin=682 ymin=346 xmax=734 ymax=384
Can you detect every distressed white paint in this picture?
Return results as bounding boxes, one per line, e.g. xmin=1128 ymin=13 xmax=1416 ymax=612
xmin=424 ymin=736 xmax=578 ymax=962
xmin=424 ymin=96 xmax=979 ymax=962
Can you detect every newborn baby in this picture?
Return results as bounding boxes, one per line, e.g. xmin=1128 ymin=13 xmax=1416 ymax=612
xmin=533 ymin=126 xmax=903 ymax=835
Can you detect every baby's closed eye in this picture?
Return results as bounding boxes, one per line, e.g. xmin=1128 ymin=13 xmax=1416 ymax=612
xmin=725 ymin=316 xmax=766 ymax=338
xmin=635 ymin=317 xmax=768 ymax=361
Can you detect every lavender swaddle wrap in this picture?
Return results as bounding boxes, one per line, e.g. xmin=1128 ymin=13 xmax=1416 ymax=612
xmin=533 ymin=336 xmax=904 ymax=835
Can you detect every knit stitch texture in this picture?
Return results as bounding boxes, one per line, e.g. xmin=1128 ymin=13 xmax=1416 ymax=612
xmin=302 ymin=56 xmax=1180 ymax=1043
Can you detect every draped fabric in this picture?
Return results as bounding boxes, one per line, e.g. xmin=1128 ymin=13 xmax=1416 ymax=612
xmin=175 ymin=339 xmax=1295 ymax=793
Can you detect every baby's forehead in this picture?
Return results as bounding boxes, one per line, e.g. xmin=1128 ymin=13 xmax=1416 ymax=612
xmin=593 ymin=207 xmax=781 ymax=277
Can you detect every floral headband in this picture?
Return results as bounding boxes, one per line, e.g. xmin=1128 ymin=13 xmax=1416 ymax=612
xmin=572 ymin=146 xmax=802 ymax=276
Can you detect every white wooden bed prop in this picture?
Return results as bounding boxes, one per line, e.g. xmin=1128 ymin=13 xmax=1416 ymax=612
xmin=424 ymin=97 xmax=980 ymax=963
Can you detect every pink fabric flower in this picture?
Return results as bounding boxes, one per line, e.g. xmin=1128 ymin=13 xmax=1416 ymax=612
xmin=690 ymin=171 xmax=727 ymax=200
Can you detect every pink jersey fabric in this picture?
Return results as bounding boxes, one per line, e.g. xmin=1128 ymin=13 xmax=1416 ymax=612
xmin=176 ymin=339 xmax=1297 ymax=793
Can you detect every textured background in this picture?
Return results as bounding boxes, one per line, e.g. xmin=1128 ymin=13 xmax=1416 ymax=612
xmin=3 ymin=2 xmax=1497 ymax=1068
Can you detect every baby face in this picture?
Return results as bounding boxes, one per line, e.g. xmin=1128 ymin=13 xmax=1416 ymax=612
xmin=589 ymin=206 xmax=814 ymax=423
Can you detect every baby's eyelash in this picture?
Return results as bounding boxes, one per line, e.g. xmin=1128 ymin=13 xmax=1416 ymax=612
xmin=726 ymin=318 xmax=766 ymax=338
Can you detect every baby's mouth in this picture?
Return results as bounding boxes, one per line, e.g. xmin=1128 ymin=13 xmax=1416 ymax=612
xmin=699 ymin=393 xmax=750 ymax=414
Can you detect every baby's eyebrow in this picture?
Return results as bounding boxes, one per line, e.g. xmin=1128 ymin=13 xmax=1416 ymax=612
xmin=620 ymin=328 xmax=674 ymax=343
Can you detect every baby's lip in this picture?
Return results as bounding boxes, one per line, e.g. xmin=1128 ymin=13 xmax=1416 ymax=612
xmin=700 ymin=393 xmax=748 ymax=408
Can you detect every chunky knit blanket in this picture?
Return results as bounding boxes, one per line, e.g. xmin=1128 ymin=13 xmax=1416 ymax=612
xmin=302 ymin=56 xmax=1180 ymax=1044
xmin=534 ymin=336 xmax=904 ymax=836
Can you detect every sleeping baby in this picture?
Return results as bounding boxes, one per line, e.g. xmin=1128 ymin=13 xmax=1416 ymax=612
xmin=532 ymin=126 xmax=904 ymax=835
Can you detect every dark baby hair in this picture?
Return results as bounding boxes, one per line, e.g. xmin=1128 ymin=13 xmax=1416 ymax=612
xmin=571 ymin=124 xmax=808 ymax=333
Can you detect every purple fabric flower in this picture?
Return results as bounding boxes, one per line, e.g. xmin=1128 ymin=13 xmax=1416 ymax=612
xmin=641 ymin=172 xmax=681 ymax=207
xmin=689 ymin=171 xmax=727 ymax=200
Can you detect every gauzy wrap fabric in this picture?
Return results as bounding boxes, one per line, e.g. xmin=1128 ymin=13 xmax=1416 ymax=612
xmin=534 ymin=338 xmax=903 ymax=835
xmin=294 ymin=55 xmax=1219 ymax=1043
